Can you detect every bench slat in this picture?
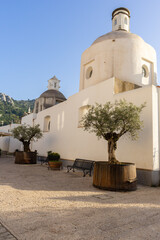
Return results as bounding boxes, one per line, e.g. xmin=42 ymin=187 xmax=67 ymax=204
xmin=67 ymin=159 xmax=94 ymax=177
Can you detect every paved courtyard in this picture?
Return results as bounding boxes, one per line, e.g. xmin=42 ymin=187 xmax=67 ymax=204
xmin=0 ymin=156 xmax=160 ymax=240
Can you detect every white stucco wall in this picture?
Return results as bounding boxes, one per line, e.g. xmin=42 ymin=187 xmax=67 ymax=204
xmin=0 ymin=136 xmax=22 ymax=153
xmin=0 ymin=124 xmax=22 ymax=152
xmin=151 ymin=86 xmax=159 ymax=171
xmin=0 ymin=136 xmax=10 ymax=151
xmin=21 ymin=113 xmax=34 ymax=126
xmin=21 ymin=78 xmax=156 ymax=171
xmin=8 ymin=137 xmax=22 ymax=152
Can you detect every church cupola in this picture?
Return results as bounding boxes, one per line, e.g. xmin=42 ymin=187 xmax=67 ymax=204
xmin=33 ymin=75 xmax=66 ymax=113
xmin=47 ymin=75 xmax=60 ymax=91
xmin=112 ymin=7 xmax=130 ymax=32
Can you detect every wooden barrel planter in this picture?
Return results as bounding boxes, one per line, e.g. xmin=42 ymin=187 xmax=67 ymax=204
xmin=93 ymin=161 xmax=137 ymax=191
xmin=15 ymin=151 xmax=37 ymax=164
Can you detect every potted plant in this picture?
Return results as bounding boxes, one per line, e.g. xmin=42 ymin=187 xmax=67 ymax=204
xmin=47 ymin=151 xmax=62 ymax=170
xmin=81 ymin=99 xmax=145 ymax=191
xmin=11 ymin=124 xmax=43 ymax=164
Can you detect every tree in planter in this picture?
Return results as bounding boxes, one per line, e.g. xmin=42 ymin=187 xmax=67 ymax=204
xmin=11 ymin=124 xmax=43 ymax=152
xmin=81 ymin=99 xmax=146 ymax=164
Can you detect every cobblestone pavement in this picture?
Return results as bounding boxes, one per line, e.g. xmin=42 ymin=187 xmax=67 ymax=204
xmin=0 ymin=222 xmax=17 ymax=240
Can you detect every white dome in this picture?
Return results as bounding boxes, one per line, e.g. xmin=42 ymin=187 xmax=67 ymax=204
xmin=92 ymin=31 xmax=142 ymax=45
xmin=79 ymin=29 xmax=157 ymax=91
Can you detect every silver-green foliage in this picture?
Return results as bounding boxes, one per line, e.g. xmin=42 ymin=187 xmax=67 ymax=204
xmin=12 ymin=124 xmax=43 ymax=152
xmin=81 ymin=99 xmax=146 ymax=163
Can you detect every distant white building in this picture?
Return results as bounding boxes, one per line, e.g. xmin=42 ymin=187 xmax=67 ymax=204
xmin=0 ymin=8 xmax=160 ymax=186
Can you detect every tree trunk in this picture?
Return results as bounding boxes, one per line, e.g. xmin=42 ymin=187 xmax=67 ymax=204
xmin=23 ymin=142 xmax=30 ymax=152
xmin=108 ymin=138 xmax=118 ymax=164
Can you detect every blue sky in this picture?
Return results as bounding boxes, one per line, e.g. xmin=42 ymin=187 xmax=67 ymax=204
xmin=0 ymin=0 xmax=160 ymax=100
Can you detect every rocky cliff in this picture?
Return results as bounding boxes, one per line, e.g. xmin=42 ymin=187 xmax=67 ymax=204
xmin=0 ymin=93 xmax=35 ymax=126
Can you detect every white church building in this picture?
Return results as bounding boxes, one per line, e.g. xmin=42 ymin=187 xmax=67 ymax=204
xmin=0 ymin=7 xmax=160 ymax=186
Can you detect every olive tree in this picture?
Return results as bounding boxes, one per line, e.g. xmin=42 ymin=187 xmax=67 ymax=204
xmin=12 ymin=124 xmax=43 ymax=152
xmin=81 ymin=99 xmax=145 ymax=164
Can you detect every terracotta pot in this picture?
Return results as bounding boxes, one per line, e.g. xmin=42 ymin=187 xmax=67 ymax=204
xmin=48 ymin=161 xmax=62 ymax=170
xmin=93 ymin=161 xmax=137 ymax=191
xmin=15 ymin=151 xmax=37 ymax=164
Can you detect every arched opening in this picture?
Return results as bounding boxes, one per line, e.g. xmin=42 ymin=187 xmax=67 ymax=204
xmin=124 ymin=17 xmax=127 ymax=25
xmin=142 ymin=65 xmax=149 ymax=78
xmin=86 ymin=66 xmax=93 ymax=79
xmin=78 ymin=105 xmax=90 ymax=127
xmin=43 ymin=116 xmax=51 ymax=132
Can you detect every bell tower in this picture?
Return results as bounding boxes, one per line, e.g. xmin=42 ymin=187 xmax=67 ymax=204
xmin=112 ymin=7 xmax=130 ymax=32
xmin=47 ymin=75 xmax=60 ymax=91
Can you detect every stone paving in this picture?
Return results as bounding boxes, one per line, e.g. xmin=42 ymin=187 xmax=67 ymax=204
xmin=0 ymin=222 xmax=17 ymax=240
xmin=0 ymin=156 xmax=160 ymax=239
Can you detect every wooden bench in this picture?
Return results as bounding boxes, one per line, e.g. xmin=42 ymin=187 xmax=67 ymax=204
xmin=67 ymin=159 xmax=94 ymax=177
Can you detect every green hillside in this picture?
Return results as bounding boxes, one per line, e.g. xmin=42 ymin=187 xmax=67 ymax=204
xmin=0 ymin=97 xmax=35 ymax=126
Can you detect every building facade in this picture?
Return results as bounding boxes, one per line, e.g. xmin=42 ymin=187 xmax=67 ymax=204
xmin=0 ymin=8 xmax=160 ymax=186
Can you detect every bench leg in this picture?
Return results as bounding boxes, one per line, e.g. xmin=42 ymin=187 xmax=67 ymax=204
xmin=67 ymin=167 xmax=74 ymax=173
xmin=83 ymin=170 xmax=92 ymax=177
